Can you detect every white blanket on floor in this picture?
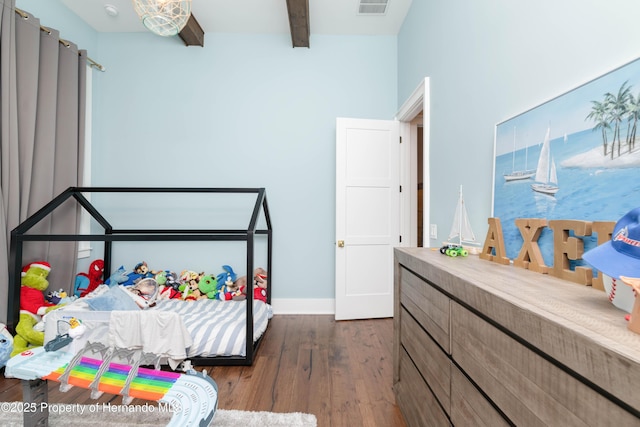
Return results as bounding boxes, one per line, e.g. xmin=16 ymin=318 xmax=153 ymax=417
xmin=108 ymin=310 xmax=192 ymax=369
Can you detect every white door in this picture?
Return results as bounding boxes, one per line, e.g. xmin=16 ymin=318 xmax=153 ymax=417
xmin=335 ymin=118 xmax=400 ymax=320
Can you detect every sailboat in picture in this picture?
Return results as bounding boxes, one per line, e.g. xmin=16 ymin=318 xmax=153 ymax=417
xmin=440 ymin=185 xmax=480 ymax=256
xmin=531 ymin=127 xmax=559 ymax=196
xmin=503 ymin=127 xmax=536 ymax=182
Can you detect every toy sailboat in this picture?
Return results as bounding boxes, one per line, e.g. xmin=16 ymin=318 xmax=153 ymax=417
xmin=441 ymin=185 xmax=481 ymax=256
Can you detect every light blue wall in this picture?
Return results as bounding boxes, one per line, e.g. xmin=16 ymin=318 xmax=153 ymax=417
xmin=91 ymin=32 xmax=397 ymax=298
xmin=16 ymin=0 xmax=97 ymax=52
xmin=17 ymin=1 xmax=398 ymax=300
xmin=398 ymin=0 xmax=640 ymax=247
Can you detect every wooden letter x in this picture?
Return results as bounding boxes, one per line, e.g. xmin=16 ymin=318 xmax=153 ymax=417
xmin=513 ymin=218 xmax=548 ymax=274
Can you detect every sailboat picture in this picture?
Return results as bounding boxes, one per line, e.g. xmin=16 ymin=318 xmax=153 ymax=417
xmin=440 ymin=185 xmax=480 ymax=256
xmin=494 ymin=56 xmax=640 ymax=267
xmin=503 ymin=127 xmax=536 ymax=181
xmin=531 ymin=127 xmax=559 ymax=195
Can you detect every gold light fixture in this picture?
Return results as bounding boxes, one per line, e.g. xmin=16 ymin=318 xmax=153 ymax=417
xmin=132 ymin=0 xmax=192 ymax=37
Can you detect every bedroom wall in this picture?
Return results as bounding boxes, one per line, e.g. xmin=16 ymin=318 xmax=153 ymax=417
xmin=17 ymin=1 xmax=398 ymax=311
xmin=15 ymin=0 xmax=97 ymax=52
xmin=398 ymin=0 xmax=640 ymax=249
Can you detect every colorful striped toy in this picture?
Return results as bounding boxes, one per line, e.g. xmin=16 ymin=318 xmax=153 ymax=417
xmin=5 ymin=343 xmax=218 ymax=426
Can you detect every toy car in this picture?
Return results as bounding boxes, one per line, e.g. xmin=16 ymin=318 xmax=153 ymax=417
xmin=439 ymin=244 xmax=468 ymax=257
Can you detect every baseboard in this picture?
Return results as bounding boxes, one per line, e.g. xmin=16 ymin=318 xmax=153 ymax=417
xmin=270 ymin=298 xmax=335 ymax=315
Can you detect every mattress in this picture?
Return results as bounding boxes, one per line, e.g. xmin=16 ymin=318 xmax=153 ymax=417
xmin=43 ymin=285 xmax=273 ymax=364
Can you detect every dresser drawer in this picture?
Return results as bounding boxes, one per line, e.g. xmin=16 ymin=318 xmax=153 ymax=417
xmin=400 ymin=306 xmax=450 ymax=414
xmin=396 ymin=347 xmax=451 ymax=427
xmin=451 ymin=302 xmax=640 ymax=426
xmin=450 ymin=364 xmax=509 ymax=427
xmin=400 ymin=266 xmax=450 ymax=353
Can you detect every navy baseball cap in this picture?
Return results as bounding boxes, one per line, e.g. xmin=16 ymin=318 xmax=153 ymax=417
xmin=583 ymin=207 xmax=640 ymax=279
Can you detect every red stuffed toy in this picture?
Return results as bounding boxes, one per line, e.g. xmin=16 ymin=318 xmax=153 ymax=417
xmin=254 ymin=286 xmax=267 ymax=303
xmin=253 ymin=270 xmax=268 ymax=303
xmin=20 ymin=262 xmax=55 ymax=315
xmin=74 ymin=259 xmax=105 ymax=297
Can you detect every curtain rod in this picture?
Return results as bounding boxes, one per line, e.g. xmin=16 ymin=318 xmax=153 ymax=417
xmin=14 ymin=7 xmax=105 ymax=72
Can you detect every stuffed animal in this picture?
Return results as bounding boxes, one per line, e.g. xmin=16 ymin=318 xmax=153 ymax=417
xmin=179 ymin=270 xmax=201 ymax=284
xmin=180 ymin=280 xmax=201 ymax=301
xmin=46 ymin=289 xmax=76 ymax=305
xmin=253 ymin=268 xmax=268 ymax=302
xmin=254 ymin=268 xmax=268 ymax=288
xmin=156 ymin=271 xmax=182 ymax=300
xmin=74 ymin=259 xmax=105 ymax=297
xmin=254 ymin=287 xmax=268 ymax=303
xmin=12 ymin=262 xmax=61 ymax=357
xmin=216 ymin=265 xmax=238 ymax=288
xmin=179 ymin=271 xmax=203 ymax=301
xmin=197 ymin=275 xmax=218 ymax=300
xmin=217 ymin=280 xmax=246 ymax=301
xmin=0 ymin=323 xmax=13 ymax=368
xmin=134 ymin=261 xmax=154 ymax=278
xmin=119 ymin=261 xmax=154 ymax=286
xmin=235 ymin=268 xmax=268 ymax=302
xmin=105 ymin=265 xmax=129 ymax=287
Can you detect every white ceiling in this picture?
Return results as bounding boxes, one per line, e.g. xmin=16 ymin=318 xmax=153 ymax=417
xmin=61 ymin=0 xmax=413 ymax=36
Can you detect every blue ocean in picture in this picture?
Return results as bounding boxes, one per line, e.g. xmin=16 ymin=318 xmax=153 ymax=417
xmin=493 ymin=128 xmax=640 ymax=266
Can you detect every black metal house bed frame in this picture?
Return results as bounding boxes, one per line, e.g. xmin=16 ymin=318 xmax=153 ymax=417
xmin=7 ymin=187 xmax=273 ymax=366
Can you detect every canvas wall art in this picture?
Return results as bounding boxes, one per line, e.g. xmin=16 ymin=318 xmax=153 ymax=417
xmin=493 ymin=57 xmax=640 ymax=266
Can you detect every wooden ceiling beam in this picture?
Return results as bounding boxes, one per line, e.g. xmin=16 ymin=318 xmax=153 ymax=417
xmin=179 ymin=14 xmax=205 ymax=47
xmin=286 ymin=0 xmax=310 ymax=48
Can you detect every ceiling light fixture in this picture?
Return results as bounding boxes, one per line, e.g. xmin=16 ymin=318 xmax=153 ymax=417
xmin=132 ymin=0 xmax=192 ymax=37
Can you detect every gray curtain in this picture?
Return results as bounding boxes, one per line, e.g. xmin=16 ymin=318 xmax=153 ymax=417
xmin=0 ymin=0 xmax=86 ymax=323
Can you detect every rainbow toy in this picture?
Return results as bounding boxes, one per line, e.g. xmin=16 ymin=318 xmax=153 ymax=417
xmin=5 ymin=343 xmax=218 ymax=426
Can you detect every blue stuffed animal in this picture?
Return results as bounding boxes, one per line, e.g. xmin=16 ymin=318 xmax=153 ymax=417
xmin=105 ymin=265 xmax=129 ymax=287
xmin=216 ymin=265 xmax=237 ymax=288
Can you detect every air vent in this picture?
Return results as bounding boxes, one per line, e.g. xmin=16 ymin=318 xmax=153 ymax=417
xmin=358 ymin=0 xmax=388 ymax=15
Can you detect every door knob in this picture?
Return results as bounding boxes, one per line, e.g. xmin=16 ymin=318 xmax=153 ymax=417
xmin=337 ymin=240 xmax=345 ymax=247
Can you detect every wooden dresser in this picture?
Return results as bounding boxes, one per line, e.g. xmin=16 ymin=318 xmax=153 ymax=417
xmin=393 ymin=248 xmax=640 ymax=427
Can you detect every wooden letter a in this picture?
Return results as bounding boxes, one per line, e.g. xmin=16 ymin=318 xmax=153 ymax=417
xmin=479 ymin=218 xmax=510 ymax=265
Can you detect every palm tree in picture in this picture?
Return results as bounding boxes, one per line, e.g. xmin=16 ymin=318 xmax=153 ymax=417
xmin=626 ymin=91 xmax=640 ymax=153
xmin=586 ymin=99 xmax=611 ymax=156
xmin=604 ymin=81 xmax=632 ymax=159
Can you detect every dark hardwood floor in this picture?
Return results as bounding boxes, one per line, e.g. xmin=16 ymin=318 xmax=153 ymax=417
xmin=0 ymin=315 xmax=406 ymax=427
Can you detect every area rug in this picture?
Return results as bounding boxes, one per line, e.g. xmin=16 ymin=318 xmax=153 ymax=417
xmin=0 ymin=404 xmax=317 ymax=427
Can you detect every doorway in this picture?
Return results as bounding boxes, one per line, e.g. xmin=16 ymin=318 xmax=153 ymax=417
xmin=397 ymin=77 xmax=430 ymax=249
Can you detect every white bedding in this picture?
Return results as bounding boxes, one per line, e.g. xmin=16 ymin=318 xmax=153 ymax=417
xmin=43 ymin=285 xmax=273 ymax=363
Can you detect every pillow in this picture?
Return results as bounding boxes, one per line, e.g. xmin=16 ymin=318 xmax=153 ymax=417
xmin=86 ymin=285 xmax=139 ymax=311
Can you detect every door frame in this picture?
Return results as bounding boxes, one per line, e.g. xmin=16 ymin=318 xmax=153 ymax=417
xmin=397 ymin=77 xmax=430 ymax=248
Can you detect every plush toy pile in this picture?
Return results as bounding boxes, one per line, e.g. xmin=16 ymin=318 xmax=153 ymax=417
xmin=8 ymin=260 xmax=268 ymax=359
xmin=99 ymin=261 xmax=269 ymax=303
